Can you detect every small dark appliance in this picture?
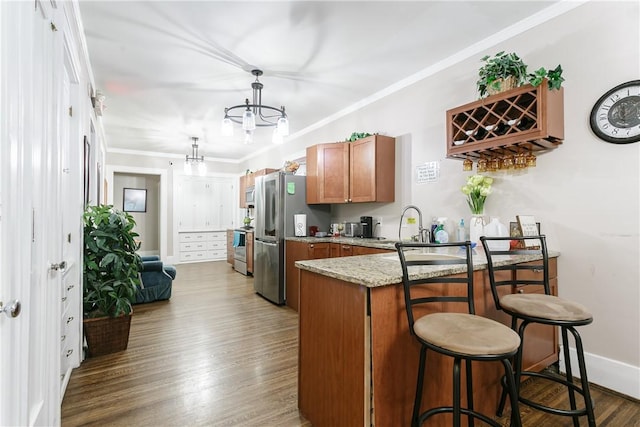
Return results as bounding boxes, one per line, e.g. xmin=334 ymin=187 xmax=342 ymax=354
xmin=360 ymin=216 xmax=373 ymax=238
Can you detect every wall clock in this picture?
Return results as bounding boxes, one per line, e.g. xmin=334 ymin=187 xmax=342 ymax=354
xmin=589 ymin=80 xmax=640 ymax=144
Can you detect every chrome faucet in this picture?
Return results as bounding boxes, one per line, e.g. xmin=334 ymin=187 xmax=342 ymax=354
xmin=398 ymin=205 xmax=429 ymax=242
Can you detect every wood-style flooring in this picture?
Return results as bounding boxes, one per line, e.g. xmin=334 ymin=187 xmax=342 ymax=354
xmin=62 ymin=261 xmax=639 ymax=426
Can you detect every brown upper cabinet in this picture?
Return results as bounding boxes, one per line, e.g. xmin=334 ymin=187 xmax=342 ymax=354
xmin=306 ymin=135 xmax=395 ymax=204
xmin=446 ymin=83 xmax=564 ymax=161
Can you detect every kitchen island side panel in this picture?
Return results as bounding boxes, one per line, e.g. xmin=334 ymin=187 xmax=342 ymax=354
xmin=298 ymin=270 xmax=368 ymax=427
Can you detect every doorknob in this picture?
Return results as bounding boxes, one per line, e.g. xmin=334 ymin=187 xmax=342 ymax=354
xmin=50 ymin=260 xmax=67 ymax=271
xmin=0 ymin=300 xmax=21 ymax=318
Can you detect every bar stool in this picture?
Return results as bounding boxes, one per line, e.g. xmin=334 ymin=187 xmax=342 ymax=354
xmin=480 ymin=235 xmax=595 ymax=427
xmin=395 ymin=241 xmax=522 ymax=427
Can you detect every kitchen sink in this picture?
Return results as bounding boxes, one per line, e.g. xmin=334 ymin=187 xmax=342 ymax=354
xmin=382 ymin=252 xmax=465 ymax=261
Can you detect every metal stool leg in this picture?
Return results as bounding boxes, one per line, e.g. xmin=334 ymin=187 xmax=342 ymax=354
xmin=500 ymin=358 xmax=522 ymax=427
xmin=466 ymin=359 xmax=474 ymax=427
xmin=561 ymin=327 xmax=580 ymax=427
xmin=453 ymin=358 xmax=461 ymax=427
xmin=413 ymin=345 xmax=427 ymax=427
xmin=569 ymin=327 xmax=596 ymax=427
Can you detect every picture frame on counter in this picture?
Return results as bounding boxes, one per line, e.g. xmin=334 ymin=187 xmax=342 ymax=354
xmin=510 ymin=218 xmax=541 ymax=249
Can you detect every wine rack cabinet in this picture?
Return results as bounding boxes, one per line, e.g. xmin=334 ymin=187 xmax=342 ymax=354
xmin=446 ymin=82 xmax=564 ymax=161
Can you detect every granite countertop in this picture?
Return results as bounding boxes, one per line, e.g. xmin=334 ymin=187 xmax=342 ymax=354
xmin=286 ymin=236 xmax=400 ymax=250
xmin=295 ymin=245 xmax=559 ymax=288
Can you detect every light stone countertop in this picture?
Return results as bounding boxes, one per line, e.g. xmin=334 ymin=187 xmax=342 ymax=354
xmin=294 ymin=245 xmax=559 ymax=288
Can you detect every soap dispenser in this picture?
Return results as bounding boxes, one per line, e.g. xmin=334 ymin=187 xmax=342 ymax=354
xmin=457 ymin=219 xmax=466 ymax=242
xmin=434 ymin=218 xmax=449 ymax=244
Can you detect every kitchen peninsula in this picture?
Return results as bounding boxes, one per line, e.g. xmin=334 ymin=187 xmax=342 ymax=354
xmin=295 ymin=248 xmax=559 ymax=427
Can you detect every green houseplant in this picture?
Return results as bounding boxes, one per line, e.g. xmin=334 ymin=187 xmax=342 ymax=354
xmin=477 ymin=51 xmax=564 ymax=98
xmin=83 ymin=204 xmax=142 ymax=356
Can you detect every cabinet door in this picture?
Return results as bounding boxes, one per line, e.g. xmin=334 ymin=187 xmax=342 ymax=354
xmin=339 ymin=244 xmax=353 ymax=257
xmin=246 ymin=232 xmax=254 ymax=273
xmin=317 ymin=143 xmax=350 ymax=203
xmin=330 ymin=243 xmax=341 ymax=258
xmin=239 ymin=175 xmax=247 ymax=208
xmin=210 ymin=178 xmax=234 ymax=229
xmin=226 ymin=230 xmax=234 ymax=265
xmin=350 ymin=135 xmax=395 ymax=203
xmin=308 ymin=242 xmax=330 ymax=259
xmin=286 ymin=241 xmax=309 ymax=311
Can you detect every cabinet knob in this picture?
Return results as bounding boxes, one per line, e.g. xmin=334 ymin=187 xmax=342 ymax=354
xmin=517 ymin=289 xmax=525 ymax=294
xmin=309 ymin=244 xmax=314 ymax=248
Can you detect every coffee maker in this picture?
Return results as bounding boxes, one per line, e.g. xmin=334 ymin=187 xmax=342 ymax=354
xmin=360 ymin=216 xmax=373 ymax=238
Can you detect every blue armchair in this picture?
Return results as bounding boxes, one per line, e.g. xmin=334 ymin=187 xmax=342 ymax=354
xmin=135 ymin=255 xmax=176 ymax=304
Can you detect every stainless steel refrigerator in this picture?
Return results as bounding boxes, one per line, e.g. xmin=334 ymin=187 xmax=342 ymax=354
xmin=253 ymin=172 xmax=330 ymax=304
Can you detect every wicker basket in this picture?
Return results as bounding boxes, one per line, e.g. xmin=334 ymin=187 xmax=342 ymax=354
xmin=83 ymin=314 xmax=132 ymax=357
xmin=486 ymin=76 xmax=518 ymax=96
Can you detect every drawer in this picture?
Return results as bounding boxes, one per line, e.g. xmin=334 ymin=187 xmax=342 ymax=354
xmin=516 ymin=258 xmax=557 ymax=280
xmin=180 ymin=251 xmax=208 ymax=262
xmin=210 ymin=232 xmax=226 ymax=241
xmin=207 ymin=241 xmax=226 ymax=250
xmin=179 ymin=233 xmax=208 ymax=243
xmin=180 ymin=242 xmax=207 ymax=252
xmin=207 ymin=249 xmax=226 ymax=259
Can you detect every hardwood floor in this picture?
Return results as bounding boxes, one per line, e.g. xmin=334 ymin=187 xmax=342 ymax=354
xmin=62 ymin=261 xmax=639 ymax=426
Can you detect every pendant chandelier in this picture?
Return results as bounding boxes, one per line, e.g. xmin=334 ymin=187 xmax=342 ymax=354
xmin=221 ymin=69 xmax=289 ymax=144
xmin=185 ymin=137 xmax=206 ymax=175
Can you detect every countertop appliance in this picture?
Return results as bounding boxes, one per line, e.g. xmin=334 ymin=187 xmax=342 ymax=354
xmin=360 ymin=216 xmax=373 ymax=238
xmin=254 ymin=172 xmax=330 ymax=304
xmin=343 ymin=222 xmax=360 ymax=238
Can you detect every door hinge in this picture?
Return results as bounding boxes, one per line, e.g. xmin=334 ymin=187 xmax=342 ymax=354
xmin=68 ymin=106 xmax=73 ymax=117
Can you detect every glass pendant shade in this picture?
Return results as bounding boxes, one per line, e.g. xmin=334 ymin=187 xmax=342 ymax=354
xmin=242 ymin=109 xmax=256 ymax=131
xmin=276 ymin=116 xmax=289 ymax=136
xmin=221 ymin=117 xmax=234 ymax=136
xmin=184 ymin=161 xmax=193 ymax=174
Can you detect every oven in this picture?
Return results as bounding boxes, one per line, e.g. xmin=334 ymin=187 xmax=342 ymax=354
xmin=233 ymin=229 xmax=248 ymax=275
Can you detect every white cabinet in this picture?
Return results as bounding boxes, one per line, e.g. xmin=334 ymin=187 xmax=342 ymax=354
xmin=176 ymin=176 xmax=234 ymax=231
xmin=179 ymin=231 xmax=227 ymax=262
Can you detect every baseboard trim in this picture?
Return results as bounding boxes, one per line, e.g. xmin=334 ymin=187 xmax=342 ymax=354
xmin=560 ymin=345 xmax=640 ymax=400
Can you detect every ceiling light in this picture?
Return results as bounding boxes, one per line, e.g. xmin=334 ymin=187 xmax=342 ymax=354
xmin=222 ymin=69 xmax=288 ymax=137
xmin=185 ymin=137 xmax=206 ymax=175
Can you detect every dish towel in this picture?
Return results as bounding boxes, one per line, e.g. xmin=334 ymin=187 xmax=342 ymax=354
xmin=233 ymin=231 xmax=245 ymax=247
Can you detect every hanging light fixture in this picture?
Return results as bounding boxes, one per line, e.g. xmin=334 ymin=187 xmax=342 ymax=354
xmin=185 ymin=137 xmax=206 ymax=175
xmin=221 ymin=69 xmax=289 ymax=138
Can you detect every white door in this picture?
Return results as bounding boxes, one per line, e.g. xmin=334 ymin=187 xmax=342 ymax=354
xmin=0 ymin=1 xmax=65 ymax=425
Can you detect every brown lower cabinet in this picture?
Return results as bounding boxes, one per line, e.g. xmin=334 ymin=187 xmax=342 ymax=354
xmin=297 ymin=257 xmax=559 ymax=427
xmin=286 ymin=240 xmax=394 ymax=310
xmin=246 ymin=231 xmax=254 ymax=274
xmin=226 ymin=229 xmax=234 ymax=265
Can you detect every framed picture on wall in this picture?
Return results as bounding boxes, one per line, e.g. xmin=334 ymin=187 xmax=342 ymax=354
xmin=123 ymin=188 xmax=147 ymax=213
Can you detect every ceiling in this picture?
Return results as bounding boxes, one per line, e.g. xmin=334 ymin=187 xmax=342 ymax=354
xmin=78 ymin=1 xmax=559 ymax=163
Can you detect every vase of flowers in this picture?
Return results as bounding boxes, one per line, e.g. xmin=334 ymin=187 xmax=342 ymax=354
xmin=461 ymin=174 xmax=493 ymax=243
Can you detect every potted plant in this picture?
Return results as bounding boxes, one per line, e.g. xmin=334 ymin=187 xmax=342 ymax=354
xmin=82 ymin=204 xmax=142 ymax=357
xmin=476 ymin=51 xmax=564 ymax=98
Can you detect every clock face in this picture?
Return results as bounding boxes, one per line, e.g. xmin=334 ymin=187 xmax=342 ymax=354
xmin=590 ymin=80 xmax=640 ymax=144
